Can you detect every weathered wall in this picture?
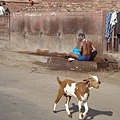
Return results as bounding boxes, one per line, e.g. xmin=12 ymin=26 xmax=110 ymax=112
xmin=1 ymin=0 xmax=119 ymax=56
xmin=0 ymin=16 xmax=10 ymax=50
xmin=10 ymin=11 xmax=104 ymax=55
xmin=5 ymin=0 xmax=120 ymax=13
xmin=0 ymin=16 xmax=10 ymax=40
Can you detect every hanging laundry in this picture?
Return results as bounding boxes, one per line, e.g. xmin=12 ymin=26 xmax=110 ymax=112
xmin=105 ymin=12 xmax=115 ymax=43
xmin=116 ymin=12 xmax=120 ymax=38
xmin=110 ymin=12 xmax=117 ymax=26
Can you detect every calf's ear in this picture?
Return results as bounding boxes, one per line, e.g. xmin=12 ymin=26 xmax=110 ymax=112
xmin=83 ymin=79 xmax=88 ymax=81
xmin=85 ymin=80 xmax=90 ymax=87
xmin=83 ymin=79 xmax=90 ymax=84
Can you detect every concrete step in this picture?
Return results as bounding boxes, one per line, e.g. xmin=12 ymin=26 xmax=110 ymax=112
xmin=0 ymin=50 xmax=109 ymax=72
xmin=37 ymin=57 xmax=108 ymax=71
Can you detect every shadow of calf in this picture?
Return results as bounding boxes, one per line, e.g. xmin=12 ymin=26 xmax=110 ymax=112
xmin=70 ymin=103 xmax=113 ymax=120
xmin=54 ymin=103 xmax=113 ymax=120
xmin=84 ymin=108 xmax=113 ymax=120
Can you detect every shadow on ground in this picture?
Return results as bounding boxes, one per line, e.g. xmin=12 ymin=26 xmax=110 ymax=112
xmin=56 ymin=103 xmax=113 ymax=120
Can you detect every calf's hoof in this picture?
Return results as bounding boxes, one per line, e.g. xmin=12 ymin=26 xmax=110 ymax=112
xmin=68 ymin=114 xmax=72 ymax=118
xmin=79 ymin=114 xmax=84 ymax=120
xmin=53 ymin=110 xmax=57 ymax=113
xmin=79 ymin=118 xmax=83 ymax=120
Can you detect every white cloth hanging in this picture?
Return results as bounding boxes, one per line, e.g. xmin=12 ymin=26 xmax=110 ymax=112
xmin=110 ymin=11 xmax=117 ymax=26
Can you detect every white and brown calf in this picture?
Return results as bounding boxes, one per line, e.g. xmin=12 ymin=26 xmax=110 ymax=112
xmin=53 ymin=75 xmax=101 ymax=120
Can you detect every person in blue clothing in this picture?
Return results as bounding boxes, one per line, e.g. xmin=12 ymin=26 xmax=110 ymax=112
xmin=68 ymin=33 xmax=97 ymax=61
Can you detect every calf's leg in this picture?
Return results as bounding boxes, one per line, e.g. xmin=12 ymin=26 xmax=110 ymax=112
xmin=65 ymin=96 xmax=72 ymax=118
xmin=53 ymin=90 xmax=64 ymax=112
xmin=78 ymin=100 xmax=83 ymax=120
xmin=83 ymin=102 xmax=89 ymax=117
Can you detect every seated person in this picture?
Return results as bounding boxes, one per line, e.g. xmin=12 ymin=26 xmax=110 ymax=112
xmin=68 ymin=33 xmax=97 ymax=61
xmin=2 ymin=2 xmax=10 ymax=15
xmin=29 ymin=0 xmax=34 ymax=6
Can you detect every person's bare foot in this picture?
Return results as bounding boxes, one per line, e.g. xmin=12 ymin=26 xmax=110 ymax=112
xmin=68 ymin=58 xmax=75 ymax=62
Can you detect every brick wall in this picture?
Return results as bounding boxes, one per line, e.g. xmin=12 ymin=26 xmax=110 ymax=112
xmin=0 ymin=16 xmax=10 ymax=40
xmin=3 ymin=0 xmax=120 ymax=13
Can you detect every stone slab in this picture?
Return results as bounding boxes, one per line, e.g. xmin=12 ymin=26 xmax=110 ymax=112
xmin=0 ymin=50 xmax=109 ymax=72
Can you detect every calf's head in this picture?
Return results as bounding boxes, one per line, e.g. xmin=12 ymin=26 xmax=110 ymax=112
xmin=84 ymin=75 xmax=101 ymax=89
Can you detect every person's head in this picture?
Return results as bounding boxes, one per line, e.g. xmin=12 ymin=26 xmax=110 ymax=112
xmin=2 ymin=1 xmax=6 ymax=5
xmin=78 ymin=33 xmax=85 ymax=41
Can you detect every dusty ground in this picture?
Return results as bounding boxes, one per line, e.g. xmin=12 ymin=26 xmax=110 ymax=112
xmin=0 ymin=50 xmax=120 ymax=120
xmin=0 ymin=54 xmax=120 ymax=86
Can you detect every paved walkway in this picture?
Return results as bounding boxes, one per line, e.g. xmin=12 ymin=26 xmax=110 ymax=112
xmin=0 ymin=64 xmax=120 ymax=120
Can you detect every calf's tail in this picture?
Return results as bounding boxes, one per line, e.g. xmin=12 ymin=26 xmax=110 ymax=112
xmin=57 ymin=77 xmax=62 ymax=85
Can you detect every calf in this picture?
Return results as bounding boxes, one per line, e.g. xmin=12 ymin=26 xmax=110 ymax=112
xmin=53 ymin=75 xmax=101 ymax=120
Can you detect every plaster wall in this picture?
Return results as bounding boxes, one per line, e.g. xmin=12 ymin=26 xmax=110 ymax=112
xmin=10 ymin=11 xmax=104 ymax=55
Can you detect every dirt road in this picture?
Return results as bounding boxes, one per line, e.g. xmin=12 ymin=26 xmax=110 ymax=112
xmin=0 ymin=61 xmax=120 ymax=120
